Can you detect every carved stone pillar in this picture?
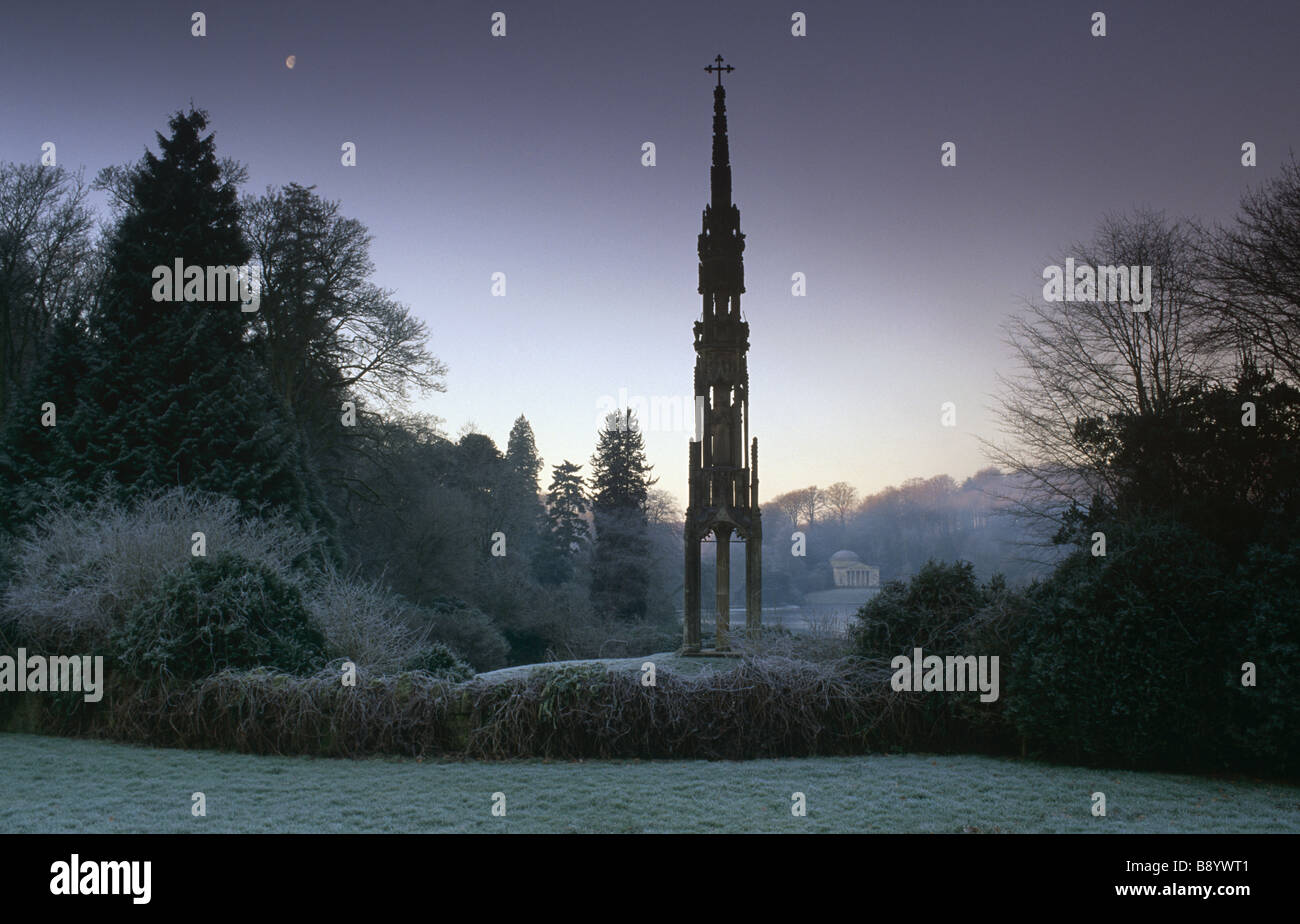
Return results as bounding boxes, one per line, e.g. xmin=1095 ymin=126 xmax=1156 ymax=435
xmin=715 ymin=527 xmax=731 ymax=650
xmin=683 ymin=523 xmax=701 ymax=652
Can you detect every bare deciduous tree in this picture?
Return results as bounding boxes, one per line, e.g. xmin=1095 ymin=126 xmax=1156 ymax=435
xmin=242 ymin=183 xmax=447 ymax=435
xmin=0 ymin=163 xmax=96 ymax=418
xmin=1198 ymin=155 xmax=1300 ymax=385
xmin=983 ymin=209 xmax=1219 ymax=540
xmin=770 ymin=488 xmax=803 ymax=531
xmin=822 ymin=481 xmax=857 ymax=526
xmin=770 ymin=485 xmax=824 ymax=532
xmin=645 ymin=487 xmax=682 ymax=534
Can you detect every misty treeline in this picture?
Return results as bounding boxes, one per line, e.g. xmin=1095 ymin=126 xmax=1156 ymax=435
xmin=761 ymin=469 xmax=1040 ymax=603
xmin=0 ymin=109 xmax=675 ymax=670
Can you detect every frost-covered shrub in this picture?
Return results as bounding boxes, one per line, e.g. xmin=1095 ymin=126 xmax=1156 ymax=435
xmin=2 ymin=487 xmax=318 ymax=652
xmin=112 ymin=551 xmax=328 ymax=683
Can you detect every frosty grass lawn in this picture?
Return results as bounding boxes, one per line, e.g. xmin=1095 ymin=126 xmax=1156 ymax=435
xmin=3 ymin=732 xmax=1298 ymax=833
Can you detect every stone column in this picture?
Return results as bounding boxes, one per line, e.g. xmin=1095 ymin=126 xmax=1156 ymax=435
xmin=746 ymin=525 xmax=762 ymax=638
xmin=684 ymin=525 xmax=701 ymax=652
xmin=715 ymin=527 xmax=731 ymax=650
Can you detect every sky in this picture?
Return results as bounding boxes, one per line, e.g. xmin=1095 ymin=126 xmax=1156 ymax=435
xmin=4 ymin=0 xmax=1300 ymax=508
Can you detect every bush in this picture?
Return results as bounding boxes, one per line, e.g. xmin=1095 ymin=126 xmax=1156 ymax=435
xmin=414 ymin=596 xmax=510 ymax=671
xmin=0 ymin=531 xmax=15 ymax=589
xmin=403 ymin=642 xmax=475 ymax=682
xmin=853 ymin=560 xmax=1000 ymax=658
xmin=544 ymin=613 xmax=680 ymax=661
xmin=733 ymin=621 xmax=855 ymax=662
xmin=0 ymin=487 xmax=480 ymax=680
xmin=1 ymin=654 xmax=1001 ymax=760
xmin=1223 ymin=540 xmax=1300 ymax=773
xmin=307 ymin=565 xmax=430 ymax=674
xmin=464 ymin=656 xmax=990 ymax=759
xmin=1006 ymin=518 xmax=1254 ymax=771
xmin=2 ymin=487 xmax=319 ymax=652
xmin=112 ymin=551 xmax=328 ymax=684
xmin=849 ymin=560 xmax=1028 ymax=752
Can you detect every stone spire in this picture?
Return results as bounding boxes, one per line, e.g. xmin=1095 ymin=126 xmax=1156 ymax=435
xmin=710 ymin=82 xmax=732 ymax=214
xmin=698 ymin=56 xmax=745 ymax=327
xmin=684 ymin=55 xmax=762 ymax=654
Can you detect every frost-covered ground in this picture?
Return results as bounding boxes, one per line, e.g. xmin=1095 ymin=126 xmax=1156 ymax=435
xmin=3 ymin=733 xmax=1297 ymax=833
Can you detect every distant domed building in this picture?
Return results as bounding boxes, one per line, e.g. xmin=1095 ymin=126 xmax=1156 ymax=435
xmin=830 ymin=550 xmax=879 ymax=589
xmin=799 ymin=550 xmax=881 ymax=625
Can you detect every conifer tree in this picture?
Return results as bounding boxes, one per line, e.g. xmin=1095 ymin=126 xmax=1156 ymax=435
xmin=588 ymin=410 xmax=657 ymax=618
xmin=17 ymin=109 xmax=328 ymax=533
xmin=534 ymin=459 xmax=588 ymax=585
xmin=503 ymin=414 xmax=546 ymax=563
xmin=0 ymin=315 xmax=89 ymax=527
xmin=505 ymin=414 xmax=543 ymax=494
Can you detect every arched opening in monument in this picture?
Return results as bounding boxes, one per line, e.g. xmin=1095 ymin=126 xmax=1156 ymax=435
xmin=698 ymin=528 xmax=751 ymax=650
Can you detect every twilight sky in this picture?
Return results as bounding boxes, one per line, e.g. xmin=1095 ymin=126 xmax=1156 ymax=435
xmin=4 ymin=0 xmax=1299 ymax=507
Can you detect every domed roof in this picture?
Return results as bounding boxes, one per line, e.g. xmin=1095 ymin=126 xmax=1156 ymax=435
xmin=830 ymin=549 xmax=861 ymax=563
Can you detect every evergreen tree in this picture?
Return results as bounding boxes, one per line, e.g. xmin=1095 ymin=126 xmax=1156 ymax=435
xmin=505 ymin=414 xmax=543 ymax=493
xmin=451 ymin=431 xmax=504 ymax=502
xmin=588 ymin=410 xmax=657 ymax=618
xmin=534 ymin=459 xmax=588 ymax=585
xmin=15 ymin=109 xmax=328 ymax=533
xmin=503 ymin=413 xmax=545 ymax=564
xmin=0 ymin=315 xmax=89 ymax=527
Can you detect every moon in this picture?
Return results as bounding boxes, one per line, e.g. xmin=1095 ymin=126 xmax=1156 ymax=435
xmin=285 ymin=55 xmax=296 ymax=69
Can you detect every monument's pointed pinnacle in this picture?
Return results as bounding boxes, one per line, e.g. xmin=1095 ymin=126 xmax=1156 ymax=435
xmin=704 ymin=55 xmax=734 ymax=211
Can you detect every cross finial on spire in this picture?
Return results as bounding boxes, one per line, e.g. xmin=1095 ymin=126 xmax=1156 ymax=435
xmin=703 ymin=54 xmax=734 ymax=87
